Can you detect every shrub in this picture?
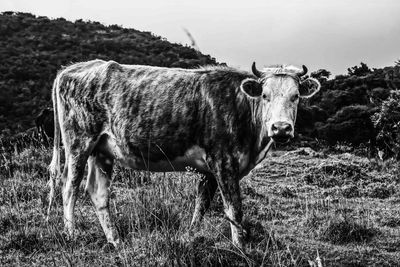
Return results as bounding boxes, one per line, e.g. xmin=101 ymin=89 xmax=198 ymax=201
xmin=321 ymin=217 xmax=378 ymax=244
xmin=372 ymin=90 xmax=400 ymax=159
xmin=341 ymin=184 xmax=360 ymax=198
xmin=369 ymin=87 xmax=390 ymax=105
xmin=380 ymin=216 xmax=400 ymax=228
xmin=364 ymin=182 xmax=395 ymax=199
xmin=316 ymin=105 xmax=377 ymax=146
xmin=347 ymin=62 xmax=372 ymax=77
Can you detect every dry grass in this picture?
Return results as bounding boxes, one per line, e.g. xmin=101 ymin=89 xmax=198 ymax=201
xmin=2 ymin=144 xmax=400 ymax=266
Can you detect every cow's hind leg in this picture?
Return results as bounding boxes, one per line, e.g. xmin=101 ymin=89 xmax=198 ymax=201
xmin=219 ymin=178 xmax=244 ymax=249
xmin=86 ymin=153 xmax=120 ymax=247
xmin=190 ymin=172 xmax=218 ymax=227
xmin=62 ymin=134 xmax=99 ymax=236
xmin=63 ymin=151 xmax=89 ymax=235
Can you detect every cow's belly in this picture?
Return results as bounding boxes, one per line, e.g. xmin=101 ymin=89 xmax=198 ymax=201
xmin=118 ymin=147 xmax=209 ymax=172
xmin=95 ymin=134 xmax=210 ymax=172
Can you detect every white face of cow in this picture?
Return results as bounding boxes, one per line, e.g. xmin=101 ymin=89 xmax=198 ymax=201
xmin=241 ymin=63 xmax=320 ymax=143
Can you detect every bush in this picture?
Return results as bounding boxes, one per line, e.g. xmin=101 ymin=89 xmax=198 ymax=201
xmin=321 ymin=217 xmax=378 ymax=244
xmin=372 ymin=90 xmax=400 ymax=159
xmin=347 ymin=62 xmax=372 ymax=77
xmin=364 ymin=182 xmax=395 ymax=199
xmin=369 ymin=87 xmax=390 ymax=105
xmin=341 ymin=184 xmax=360 ymax=198
xmin=316 ymin=105 xmax=377 ymax=146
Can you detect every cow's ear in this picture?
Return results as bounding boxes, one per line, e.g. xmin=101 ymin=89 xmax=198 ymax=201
xmin=240 ymin=78 xmax=263 ymax=98
xmin=299 ymin=77 xmax=320 ymax=99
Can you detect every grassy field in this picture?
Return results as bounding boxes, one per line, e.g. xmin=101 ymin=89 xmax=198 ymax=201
xmin=1 ymin=144 xmax=400 ymax=266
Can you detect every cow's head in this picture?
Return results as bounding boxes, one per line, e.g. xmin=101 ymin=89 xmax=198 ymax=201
xmin=241 ymin=62 xmax=320 ymax=143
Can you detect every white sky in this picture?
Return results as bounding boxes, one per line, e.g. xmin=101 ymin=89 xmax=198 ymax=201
xmin=1 ymin=0 xmax=400 ymax=75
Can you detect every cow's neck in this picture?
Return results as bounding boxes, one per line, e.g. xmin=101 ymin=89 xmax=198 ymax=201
xmin=247 ymin=99 xmax=272 ymax=169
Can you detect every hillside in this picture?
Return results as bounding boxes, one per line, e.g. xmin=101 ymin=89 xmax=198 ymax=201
xmin=0 ymin=12 xmax=217 ymax=135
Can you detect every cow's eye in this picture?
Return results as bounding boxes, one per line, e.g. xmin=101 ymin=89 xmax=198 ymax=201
xmin=291 ymin=94 xmax=299 ymax=102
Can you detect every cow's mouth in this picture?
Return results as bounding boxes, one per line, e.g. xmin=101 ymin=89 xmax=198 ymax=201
xmin=271 ymin=136 xmax=291 ymax=144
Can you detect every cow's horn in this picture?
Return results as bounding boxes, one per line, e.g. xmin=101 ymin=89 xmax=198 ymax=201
xmin=252 ymin=62 xmax=262 ymax=78
xmin=299 ymin=65 xmax=308 ymax=76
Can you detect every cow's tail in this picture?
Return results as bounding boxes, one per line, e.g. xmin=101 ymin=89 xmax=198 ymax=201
xmin=47 ymin=74 xmax=62 ymax=221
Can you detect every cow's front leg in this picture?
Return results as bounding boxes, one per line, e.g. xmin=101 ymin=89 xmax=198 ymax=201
xmin=190 ymin=172 xmax=218 ymax=227
xmin=214 ymin=170 xmax=244 ymax=249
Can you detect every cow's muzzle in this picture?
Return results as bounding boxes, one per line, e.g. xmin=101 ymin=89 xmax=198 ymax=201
xmin=270 ymin=122 xmax=293 ymax=143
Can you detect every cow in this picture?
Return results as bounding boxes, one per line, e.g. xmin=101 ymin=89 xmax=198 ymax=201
xmin=35 ymin=108 xmax=54 ymax=144
xmin=47 ymin=59 xmax=320 ymax=249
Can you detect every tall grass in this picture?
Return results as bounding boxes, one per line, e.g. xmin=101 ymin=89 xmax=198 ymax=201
xmin=5 ymin=138 xmax=400 ymax=265
xmin=0 ymin=142 xmax=299 ymax=266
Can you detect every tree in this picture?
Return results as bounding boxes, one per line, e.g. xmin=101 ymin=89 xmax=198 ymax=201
xmin=347 ymin=62 xmax=372 ymax=76
xmin=311 ymin=69 xmax=331 ymax=82
xmin=316 ymin=105 xmax=376 ymax=146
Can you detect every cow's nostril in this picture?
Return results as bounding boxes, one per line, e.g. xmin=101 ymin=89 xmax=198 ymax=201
xmin=283 ymin=124 xmax=292 ymax=133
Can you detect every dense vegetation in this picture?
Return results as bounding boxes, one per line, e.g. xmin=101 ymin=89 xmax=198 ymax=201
xmin=304 ymin=64 xmax=400 ymax=150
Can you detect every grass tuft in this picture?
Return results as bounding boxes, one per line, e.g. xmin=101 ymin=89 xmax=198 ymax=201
xmin=320 ymin=217 xmax=379 ymax=244
xmin=364 ymin=182 xmax=395 ymax=199
xmin=341 ymin=184 xmax=361 ymax=198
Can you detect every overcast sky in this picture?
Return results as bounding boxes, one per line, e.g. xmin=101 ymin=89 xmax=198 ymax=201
xmin=1 ymin=0 xmax=400 ymax=75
